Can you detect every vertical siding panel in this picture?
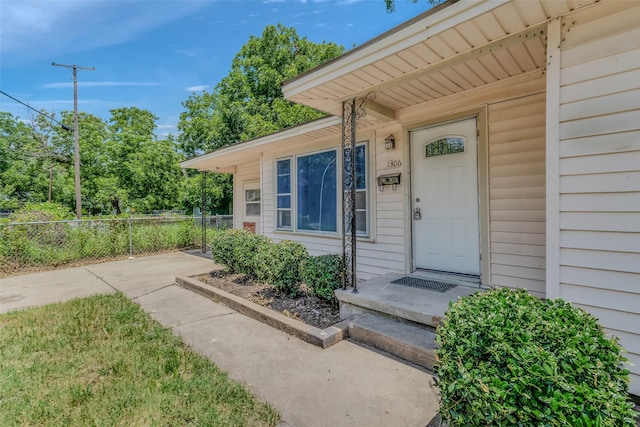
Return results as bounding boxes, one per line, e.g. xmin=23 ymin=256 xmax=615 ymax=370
xmin=558 ymin=3 xmax=640 ymax=395
xmin=488 ymin=93 xmax=546 ymax=295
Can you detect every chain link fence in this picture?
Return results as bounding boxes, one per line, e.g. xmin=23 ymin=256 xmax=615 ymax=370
xmin=0 ymin=216 xmax=232 ymax=277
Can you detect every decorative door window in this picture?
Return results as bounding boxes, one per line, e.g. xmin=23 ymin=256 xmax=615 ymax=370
xmin=426 ymin=136 xmax=465 ymax=158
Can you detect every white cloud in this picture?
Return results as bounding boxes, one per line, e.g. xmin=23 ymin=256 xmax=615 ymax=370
xmin=185 ymin=85 xmax=210 ymax=92
xmin=43 ymin=81 xmax=162 ymax=89
xmin=176 ymin=48 xmax=197 ymax=57
xmin=0 ymin=0 xmax=209 ymax=64
xmin=157 ymin=124 xmax=176 ymax=130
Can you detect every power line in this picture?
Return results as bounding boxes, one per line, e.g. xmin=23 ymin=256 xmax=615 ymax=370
xmin=0 ymin=89 xmax=72 ymax=131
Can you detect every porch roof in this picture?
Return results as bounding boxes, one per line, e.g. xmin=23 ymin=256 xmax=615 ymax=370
xmin=180 ymin=116 xmax=342 ymax=172
xmin=282 ymin=0 xmax=596 ymax=119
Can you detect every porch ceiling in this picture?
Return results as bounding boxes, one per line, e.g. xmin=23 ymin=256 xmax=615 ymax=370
xmin=284 ymin=0 xmax=597 ymax=119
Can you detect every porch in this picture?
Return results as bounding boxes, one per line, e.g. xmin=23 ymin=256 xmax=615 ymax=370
xmin=336 ymin=273 xmax=479 ymax=371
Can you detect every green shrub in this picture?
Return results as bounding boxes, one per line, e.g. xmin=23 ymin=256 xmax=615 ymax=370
xmin=255 ymin=240 xmax=308 ymax=296
xmin=210 ymin=229 xmax=270 ymax=276
xmin=301 ymin=254 xmax=343 ymax=301
xmin=435 ymin=288 xmax=637 ymax=426
xmin=9 ymin=202 xmax=74 ymax=222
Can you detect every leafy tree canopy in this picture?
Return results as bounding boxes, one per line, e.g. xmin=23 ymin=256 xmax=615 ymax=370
xmin=384 ymin=0 xmax=443 ymax=13
xmin=178 ymin=24 xmax=344 ymax=158
xmin=0 ymin=108 xmax=205 ymax=215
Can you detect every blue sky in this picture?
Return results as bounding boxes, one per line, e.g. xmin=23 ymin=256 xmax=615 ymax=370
xmin=0 ymin=0 xmax=430 ymax=138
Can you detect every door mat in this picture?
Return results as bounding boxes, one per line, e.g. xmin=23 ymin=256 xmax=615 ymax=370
xmin=390 ymin=276 xmax=458 ymax=293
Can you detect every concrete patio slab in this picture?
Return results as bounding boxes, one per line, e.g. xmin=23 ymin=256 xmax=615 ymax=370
xmin=174 ymin=302 xmax=439 ymax=427
xmin=0 ymin=251 xmax=441 ymax=427
xmin=0 ymin=266 xmax=115 ymax=314
xmin=134 ymin=283 xmax=235 ymax=328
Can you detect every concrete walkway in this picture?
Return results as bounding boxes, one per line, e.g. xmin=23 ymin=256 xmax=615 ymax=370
xmin=0 ymin=251 xmax=440 ymax=427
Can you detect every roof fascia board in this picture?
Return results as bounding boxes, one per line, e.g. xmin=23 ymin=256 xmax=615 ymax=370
xmin=283 ymin=0 xmax=508 ymax=99
xmin=180 ymin=116 xmax=341 ymax=169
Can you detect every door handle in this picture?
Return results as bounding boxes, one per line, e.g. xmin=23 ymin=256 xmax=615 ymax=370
xmin=414 ymin=207 xmax=422 ymax=220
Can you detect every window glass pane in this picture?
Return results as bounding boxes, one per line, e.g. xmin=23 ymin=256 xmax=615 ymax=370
xmin=277 ymin=159 xmax=291 ymax=229
xmin=356 ymin=211 xmax=367 ymax=234
xmin=277 ymin=195 xmax=290 ymax=209
xmin=245 ymin=189 xmax=260 ymax=202
xmin=426 ymin=137 xmax=465 ymax=158
xmin=246 ymin=203 xmax=260 ymax=216
xmin=277 ymin=159 xmax=290 ymax=175
xmin=277 ymin=159 xmax=291 ymax=193
xmin=277 ymin=174 xmax=290 ymax=194
xmin=278 ymin=210 xmax=291 ymax=229
xmin=355 ymin=190 xmax=366 ymax=210
xmin=355 ymin=144 xmax=367 ymax=190
xmin=297 ymin=150 xmax=337 ymax=232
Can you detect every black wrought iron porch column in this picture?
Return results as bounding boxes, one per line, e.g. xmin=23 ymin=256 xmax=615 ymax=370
xmin=342 ymin=99 xmax=357 ymax=292
xmin=201 ymin=170 xmax=207 ymax=253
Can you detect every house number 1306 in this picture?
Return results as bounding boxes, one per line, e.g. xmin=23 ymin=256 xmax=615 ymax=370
xmin=387 ymin=160 xmax=402 ymax=168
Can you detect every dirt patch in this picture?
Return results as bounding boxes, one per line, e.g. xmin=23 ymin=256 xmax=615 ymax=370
xmin=193 ymin=270 xmax=342 ymax=330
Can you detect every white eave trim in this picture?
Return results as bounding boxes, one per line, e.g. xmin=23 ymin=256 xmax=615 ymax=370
xmin=180 ymin=116 xmax=341 ymax=169
xmin=282 ymin=0 xmax=509 ymax=99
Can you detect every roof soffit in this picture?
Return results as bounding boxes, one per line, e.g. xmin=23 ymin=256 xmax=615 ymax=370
xmin=283 ymin=0 xmax=598 ymax=115
xmin=282 ymin=0 xmax=509 ymax=98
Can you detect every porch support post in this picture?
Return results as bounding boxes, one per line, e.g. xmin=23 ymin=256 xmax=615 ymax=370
xmin=342 ymin=99 xmax=357 ymax=292
xmin=201 ymin=170 xmax=207 ymax=253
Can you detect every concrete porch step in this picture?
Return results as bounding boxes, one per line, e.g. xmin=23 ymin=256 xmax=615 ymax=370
xmin=348 ymin=312 xmax=437 ymax=371
xmin=336 ymin=273 xmax=479 ymax=329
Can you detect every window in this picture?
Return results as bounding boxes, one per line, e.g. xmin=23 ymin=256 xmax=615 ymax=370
xmin=245 ymin=188 xmax=260 ymax=216
xmin=355 ymin=144 xmax=368 ymax=236
xmin=276 ymin=159 xmax=291 ymax=229
xmin=275 ymin=142 xmax=369 ymax=236
xmin=298 ymin=149 xmax=337 ymax=232
xmin=426 ymin=136 xmax=465 ymax=158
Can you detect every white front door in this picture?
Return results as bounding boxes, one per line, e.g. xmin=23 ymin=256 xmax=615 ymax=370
xmin=410 ymin=118 xmax=480 ymax=275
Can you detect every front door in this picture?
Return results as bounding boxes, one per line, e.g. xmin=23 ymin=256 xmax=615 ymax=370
xmin=410 ymin=117 xmax=480 ymax=275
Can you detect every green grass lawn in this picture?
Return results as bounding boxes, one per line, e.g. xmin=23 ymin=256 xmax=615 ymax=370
xmin=0 ymin=293 xmax=280 ymax=426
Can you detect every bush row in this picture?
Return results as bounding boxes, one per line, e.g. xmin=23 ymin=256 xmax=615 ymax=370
xmin=210 ymin=229 xmax=342 ymax=300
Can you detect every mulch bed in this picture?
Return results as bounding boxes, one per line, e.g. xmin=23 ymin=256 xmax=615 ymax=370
xmin=193 ymin=270 xmax=342 ymax=329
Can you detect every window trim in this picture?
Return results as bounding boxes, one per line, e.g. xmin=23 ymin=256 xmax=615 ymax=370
xmin=275 ymin=157 xmax=292 ymax=230
xmin=274 ymin=140 xmax=370 ymax=238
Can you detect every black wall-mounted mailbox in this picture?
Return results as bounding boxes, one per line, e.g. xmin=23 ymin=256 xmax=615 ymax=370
xmin=377 ymin=173 xmax=401 ymax=191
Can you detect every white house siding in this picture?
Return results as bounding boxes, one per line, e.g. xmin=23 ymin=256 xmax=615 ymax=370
xmin=488 ymin=93 xmax=546 ymax=297
xmin=557 ymin=2 xmax=640 ymax=393
xmin=233 ymin=162 xmax=260 ymax=231
xmin=400 ymin=73 xmax=546 ymax=291
xmin=258 ymin=130 xmax=407 ymax=282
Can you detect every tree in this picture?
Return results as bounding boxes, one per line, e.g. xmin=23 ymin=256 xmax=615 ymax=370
xmin=104 ymin=107 xmax=183 ymax=214
xmin=178 ymin=24 xmax=344 ymax=157
xmin=50 ymin=111 xmax=109 ymax=214
xmin=384 ymin=0 xmax=443 ymax=13
xmin=0 ymin=111 xmax=70 ymax=210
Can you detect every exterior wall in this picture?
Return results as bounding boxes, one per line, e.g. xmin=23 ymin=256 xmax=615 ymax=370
xmin=259 ymin=130 xmax=407 ymax=281
xmin=555 ymin=1 xmax=640 ymax=393
xmin=234 ymin=75 xmax=549 ymax=292
xmin=233 ymin=162 xmax=260 ymax=231
xmin=488 ymin=94 xmax=546 ymax=297
xmin=401 ymin=73 xmax=546 ymax=290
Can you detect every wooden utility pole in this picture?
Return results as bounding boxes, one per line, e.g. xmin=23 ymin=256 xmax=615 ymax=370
xmin=52 ymin=62 xmax=95 ymax=219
